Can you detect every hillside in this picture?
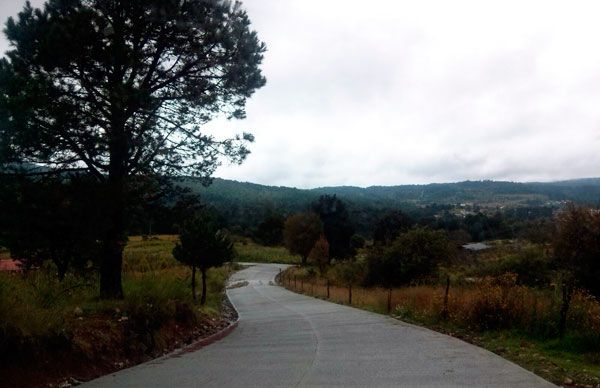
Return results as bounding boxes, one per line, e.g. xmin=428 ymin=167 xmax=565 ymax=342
xmin=183 ymin=177 xmax=600 ymax=234
xmin=191 ymin=177 xmax=600 ymax=208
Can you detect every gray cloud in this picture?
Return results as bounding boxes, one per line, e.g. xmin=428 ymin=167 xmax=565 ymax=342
xmin=3 ymin=0 xmax=600 ymax=188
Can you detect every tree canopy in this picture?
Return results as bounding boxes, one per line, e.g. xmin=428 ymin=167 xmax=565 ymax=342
xmin=173 ymin=211 xmax=233 ymax=304
xmin=0 ymin=0 xmax=265 ymax=178
xmin=311 ymin=195 xmax=355 ymax=260
xmin=553 ymin=205 xmax=600 ymax=298
xmin=0 ymin=0 xmax=265 ymax=297
xmin=372 ymin=210 xmax=413 ymax=245
xmin=283 ymin=212 xmax=322 ymax=265
xmin=365 ymin=228 xmax=453 ymax=287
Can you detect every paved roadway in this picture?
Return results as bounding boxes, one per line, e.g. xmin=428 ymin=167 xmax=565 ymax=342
xmin=85 ymin=263 xmax=554 ymax=387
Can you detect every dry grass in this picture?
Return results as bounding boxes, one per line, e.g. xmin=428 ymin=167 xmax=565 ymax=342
xmin=282 ymin=269 xmax=600 ymax=334
xmin=233 ymin=238 xmax=299 ymax=264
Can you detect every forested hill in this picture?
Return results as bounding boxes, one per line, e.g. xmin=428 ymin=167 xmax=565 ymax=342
xmin=191 ymin=177 xmax=600 ymax=208
xmin=184 ymin=177 xmax=600 ymax=233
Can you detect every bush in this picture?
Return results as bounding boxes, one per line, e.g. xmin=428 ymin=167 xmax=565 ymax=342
xmin=365 ymin=228 xmax=453 ymax=287
xmin=350 ymin=234 xmax=366 ymax=250
xmin=475 ymin=246 xmax=551 ymax=287
xmin=330 ymin=260 xmax=365 ymax=286
xmin=308 ymin=234 xmax=330 ymax=274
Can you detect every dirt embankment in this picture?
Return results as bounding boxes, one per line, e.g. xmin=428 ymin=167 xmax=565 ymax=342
xmin=1 ymin=297 xmax=238 ymax=388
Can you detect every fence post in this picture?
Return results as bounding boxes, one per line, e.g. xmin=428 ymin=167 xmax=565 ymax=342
xmin=387 ymin=288 xmax=392 ymax=313
xmin=326 ymin=279 xmax=330 ymax=299
xmin=442 ymin=276 xmax=450 ymax=319
xmin=295 ymin=276 xmax=297 ymax=290
xmin=301 ymin=279 xmax=304 ymax=292
xmin=348 ymin=284 xmax=352 ymax=305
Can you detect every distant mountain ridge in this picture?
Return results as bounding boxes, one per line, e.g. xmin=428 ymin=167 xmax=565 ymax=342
xmin=191 ymin=177 xmax=600 ymax=207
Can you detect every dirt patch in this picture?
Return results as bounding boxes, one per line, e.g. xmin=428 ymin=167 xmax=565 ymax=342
xmin=0 ymin=297 xmax=238 ymax=388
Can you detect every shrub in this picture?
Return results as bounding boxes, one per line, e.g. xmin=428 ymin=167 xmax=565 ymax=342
xmin=475 ymin=246 xmax=550 ymax=287
xmin=283 ymin=212 xmax=322 ymax=265
xmin=330 ymin=260 xmax=365 ymax=286
xmin=308 ymin=234 xmax=330 ymax=274
xmin=365 ymin=228 xmax=454 ymax=287
xmin=350 ymin=234 xmax=366 ymax=250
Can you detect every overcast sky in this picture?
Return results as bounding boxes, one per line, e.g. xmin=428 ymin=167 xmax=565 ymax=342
xmin=2 ymin=1 xmax=600 ymax=188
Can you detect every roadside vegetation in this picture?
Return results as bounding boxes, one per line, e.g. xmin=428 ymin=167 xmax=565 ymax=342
xmin=273 ymin=198 xmax=600 ymax=387
xmin=0 ymin=235 xmax=238 ymax=387
xmin=233 ymin=237 xmax=299 ymax=264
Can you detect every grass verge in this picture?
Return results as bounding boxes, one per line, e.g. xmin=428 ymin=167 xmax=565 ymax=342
xmin=0 ymin=235 xmax=238 ymax=387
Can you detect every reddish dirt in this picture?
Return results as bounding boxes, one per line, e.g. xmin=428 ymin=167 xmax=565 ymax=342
xmin=0 ymin=300 xmax=238 ymax=388
xmin=0 ymin=259 xmax=22 ymax=272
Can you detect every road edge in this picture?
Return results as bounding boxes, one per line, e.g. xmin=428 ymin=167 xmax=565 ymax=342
xmin=277 ymin=269 xmax=556 ymax=387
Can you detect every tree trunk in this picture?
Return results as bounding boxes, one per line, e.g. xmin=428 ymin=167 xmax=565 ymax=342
xmin=100 ymin=232 xmax=125 ymax=299
xmin=191 ymin=266 xmax=197 ymax=301
xmin=100 ymin=114 xmax=128 ymax=299
xmin=200 ymin=268 xmax=207 ymax=306
xmin=99 ymin=171 xmax=126 ymax=299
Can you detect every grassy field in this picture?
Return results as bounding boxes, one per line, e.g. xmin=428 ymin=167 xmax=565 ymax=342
xmin=233 ymin=238 xmax=299 ymax=264
xmin=280 ymin=267 xmax=600 ymax=387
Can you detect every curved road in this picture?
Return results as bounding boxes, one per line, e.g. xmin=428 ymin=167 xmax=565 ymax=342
xmin=86 ymin=263 xmax=553 ymax=387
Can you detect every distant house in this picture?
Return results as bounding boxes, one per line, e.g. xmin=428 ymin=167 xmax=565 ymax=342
xmin=0 ymin=259 xmax=22 ymax=272
xmin=461 ymin=242 xmax=490 ymax=251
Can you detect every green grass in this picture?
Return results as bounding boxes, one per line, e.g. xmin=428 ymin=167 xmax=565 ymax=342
xmin=477 ymin=331 xmax=600 ymax=386
xmin=123 ymin=235 xmax=180 ymax=272
xmin=234 ymin=239 xmax=299 ymax=264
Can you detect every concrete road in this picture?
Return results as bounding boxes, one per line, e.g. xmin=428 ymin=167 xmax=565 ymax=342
xmin=85 ymin=263 xmax=554 ymax=387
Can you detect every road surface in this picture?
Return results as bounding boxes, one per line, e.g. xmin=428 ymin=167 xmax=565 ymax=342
xmin=85 ymin=263 xmax=554 ymax=387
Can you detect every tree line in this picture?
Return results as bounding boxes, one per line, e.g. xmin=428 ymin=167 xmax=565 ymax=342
xmin=278 ymin=195 xmax=600 ymax=337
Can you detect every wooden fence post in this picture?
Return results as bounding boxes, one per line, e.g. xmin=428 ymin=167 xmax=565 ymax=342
xmin=387 ymin=288 xmax=392 ymax=313
xmin=348 ymin=284 xmax=352 ymax=305
xmin=326 ymin=279 xmax=330 ymax=299
xmin=442 ymin=276 xmax=450 ymax=319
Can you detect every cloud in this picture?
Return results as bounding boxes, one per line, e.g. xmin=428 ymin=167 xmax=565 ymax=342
xmin=211 ymin=0 xmax=600 ymax=188
xmin=3 ymin=0 xmax=600 ymax=188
